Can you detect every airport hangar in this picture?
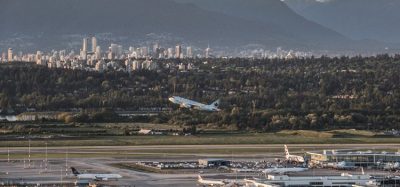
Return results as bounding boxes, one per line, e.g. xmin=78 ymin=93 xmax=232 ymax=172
xmin=307 ymin=150 xmax=400 ymax=166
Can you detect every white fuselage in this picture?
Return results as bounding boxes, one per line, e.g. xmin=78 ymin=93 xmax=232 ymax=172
xmin=244 ymin=179 xmax=276 ymax=187
xmin=76 ymin=173 xmax=122 ymax=181
xmin=284 ymin=145 xmax=305 ymax=163
xmin=198 ymin=179 xmax=225 ymax=186
xmin=286 ymin=155 xmax=305 ymax=163
xmin=169 ymin=96 xmax=220 ymax=112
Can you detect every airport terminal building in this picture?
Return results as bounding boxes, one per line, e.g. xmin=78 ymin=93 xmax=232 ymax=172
xmin=307 ymin=150 xmax=400 ymax=166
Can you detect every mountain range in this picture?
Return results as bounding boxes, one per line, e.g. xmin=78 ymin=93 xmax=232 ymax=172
xmin=0 ymin=0 xmax=394 ymax=53
xmin=284 ymin=0 xmax=400 ymax=44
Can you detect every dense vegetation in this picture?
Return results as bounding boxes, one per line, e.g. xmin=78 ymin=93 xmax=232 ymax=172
xmin=2 ymin=55 xmax=400 ymax=131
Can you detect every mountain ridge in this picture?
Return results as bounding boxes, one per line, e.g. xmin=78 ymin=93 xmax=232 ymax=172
xmin=0 ymin=0 xmax=387 ymax=52
xmin=284 ymin=0 xmax=400 ymax=43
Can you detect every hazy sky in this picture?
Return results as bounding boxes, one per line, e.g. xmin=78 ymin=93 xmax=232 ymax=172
xmin=281 ymin=0 xmax=331 ymax=2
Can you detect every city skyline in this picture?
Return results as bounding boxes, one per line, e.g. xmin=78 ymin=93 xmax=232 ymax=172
xmin=1 ymin=0 xmax=400 ymax=56
xmin=0 ymin=35 xmax=318 ymax=73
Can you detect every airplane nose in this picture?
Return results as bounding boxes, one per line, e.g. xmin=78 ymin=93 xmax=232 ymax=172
xmin=168 ymin=97 xmax=174 ymax=102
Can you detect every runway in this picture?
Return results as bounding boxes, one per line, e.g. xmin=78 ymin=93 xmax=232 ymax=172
xmin=1 ymin=144 xmax=400 ymax=186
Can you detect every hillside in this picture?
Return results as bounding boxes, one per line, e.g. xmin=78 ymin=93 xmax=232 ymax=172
xmin=0 ymin=0 xmax=358 ymax=52
xmin=284 ymin=0 xmax=400 ymax=43
xmin=174 ymin=0 xmax=347 ymax=45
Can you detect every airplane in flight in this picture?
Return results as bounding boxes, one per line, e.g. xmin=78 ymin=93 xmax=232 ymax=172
xmin=261 ymin=167 xmax=308 ymax=174
xmin=169 ymin=96 xmax=221 ymax=112
xmin=71 ymin=167 xmax=122 ymax=181
xmin=284 ymin=145 xmax=305 ymax=163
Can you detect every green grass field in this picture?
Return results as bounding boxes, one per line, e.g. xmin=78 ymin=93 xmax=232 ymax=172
xmin=1 ymin=130 xmax=400 ymax=148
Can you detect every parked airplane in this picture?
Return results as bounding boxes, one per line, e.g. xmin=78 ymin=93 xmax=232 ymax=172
xmin=71 ymin=167 xmax=122 ymax=181
xmin=169 ymin=96 xmax=221 ymax=112
xmin=244 ymin=179 xmax=276 ymax=187
xmin=262 ymin=167 xmax=308 ymax=174
xmin=197 ymin=175 xmax=226 ymax=186
xmin=334 ymin=161 xmax=357 ymax=170
xmin=284 ymin=145 xmax=305 ymax=163
xmin=383 ymin=162 xmax=400 ymax=171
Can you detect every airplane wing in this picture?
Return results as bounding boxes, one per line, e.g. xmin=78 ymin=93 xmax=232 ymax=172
xmin=180 ymin=103 xmax=193 ymax=108
xmin=181 ymin=103 xmax=203 ymax=110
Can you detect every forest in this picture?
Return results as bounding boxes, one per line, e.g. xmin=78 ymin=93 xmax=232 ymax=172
xmin=1 ymin=55 xmax=400 ymax=131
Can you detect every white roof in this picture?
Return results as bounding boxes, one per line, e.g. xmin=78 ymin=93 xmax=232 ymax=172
xmin=138 ymin=129 xmax=152 ymax=134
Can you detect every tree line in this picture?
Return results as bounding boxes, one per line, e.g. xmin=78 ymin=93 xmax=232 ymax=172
xmin=1 ymin=55 xmax=400 ymax=131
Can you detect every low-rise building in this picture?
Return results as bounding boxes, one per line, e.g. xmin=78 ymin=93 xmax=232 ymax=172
xmin=198 ymin=159 xmax=230 ymax=167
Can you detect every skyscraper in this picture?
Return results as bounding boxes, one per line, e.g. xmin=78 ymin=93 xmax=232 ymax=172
xmin=1 ymin=52 xmax=6 ymax=63
xmin=35 ymin=51 xmax=42 ymax=65
xmin=7 ymin=48 xmax=13 ymax=62
xmin=95 ymin=46 xmax=101 ymax=60
xmin=175 ymin=44 xmax=182 ymax=59
xmin=82 ymin=38 xmax=88 ymax=52
xmin=186 ymin=46 xmax=193 ymax=58
xmin=117 ymin=45 xmax=123 ymax=57
xmin=153 ymin=43 xmax=159 ymax=53
xmin=91 ymin=37 xmax=97 ymax=53
xmin=153 ymin=43 xmax=160 ymax=58
xmin=205 ymin=45 xmax=211 ymax=58
xmin=167 ymin=48 xmax=174 ymax=59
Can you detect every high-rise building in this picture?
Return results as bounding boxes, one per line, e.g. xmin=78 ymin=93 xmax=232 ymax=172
xmin=110 ymin=44 xmax=118 ymax=56
xmin=125 ymin=59 xmax=133 ymax=72
xmin=153 ymin=43 xmax=159 ymax=53
xmin=1 ymin=52 xmax=6 ymax=63
xmin=167 ymin=48 xmax=174 ymax=59
xmin=117 ymin=45 xmax=123 ymax=57
xmin=36 ymin=51 xmax=43 ymax=65
xmin=80 ymin=49 xmax=87 ymax=60
xmin=186 ymin=46 xmax=193 ymax=58
xmin=108 ymin=47 xmax=114 ymax=60
xmin=91 ymin=37 xmax=97 ymax=53
xmin=7 ymin=48 xmax=13 ymax=62
xmin=141 ymin=47 xmax=148 ymax=57
xmin=82 ymin=38 xmax=88 ymax=52
xmin=153 ymin=43 xmax=160 ymax=58
xmin=175 ymin=45 xmax=182 ymax=59
xmin=205 ymin=46 xmax=211 ymax=58
xmin=95 ymin=46 xmax=101 ymax=60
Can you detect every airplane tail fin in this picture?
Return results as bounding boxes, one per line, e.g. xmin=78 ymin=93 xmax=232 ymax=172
xmin=198 ymin=175 xmax=202 ymax=181
xmin=361 ymin=167 xmax=364 ymax=175
xmin=210 ymin=99 xmax=220 ymax=107
xmin=71 ymin=167 xmax=80 ymax=176
xmin=284 ymin=145 xmax=290 ymax=158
